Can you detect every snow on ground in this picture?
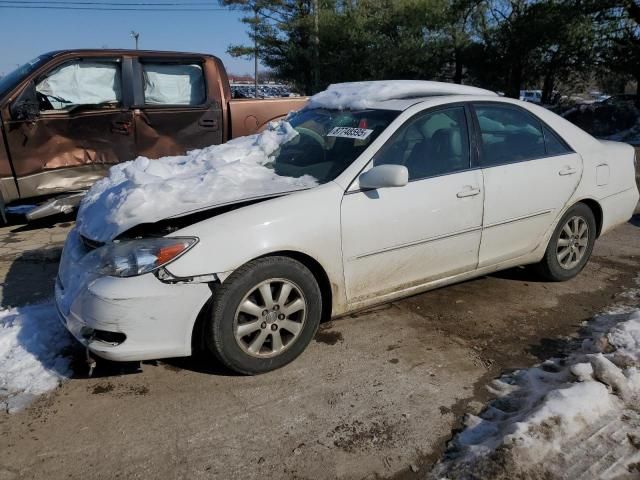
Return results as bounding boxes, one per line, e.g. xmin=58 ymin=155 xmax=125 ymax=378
xmin=77 ymin=120 xmax=317 ymax=243
xmin=305 ymin=80 xmax=496 ymax=110
xmin=0 ymin=303 xmax=72 ymax=413
xmin=432 ymin=294 xmax=640 ymax=479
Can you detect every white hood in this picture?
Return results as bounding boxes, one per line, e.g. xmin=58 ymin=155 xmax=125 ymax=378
xmin=76 ymin=121 xmax=317 ymax=242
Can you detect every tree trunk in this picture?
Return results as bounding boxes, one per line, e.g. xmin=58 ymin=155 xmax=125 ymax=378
xmin=312 ymin=0 xmax=320 ymax=94
xmin=542 ymin=72 xmax=555 ymax=104
xmin=254 ymin=8 xmax=259 ymax=98
xmin=454 ymin=48 xmax=463 ymax=84
xmin=507 ymin=61 xmax=522 ymax=99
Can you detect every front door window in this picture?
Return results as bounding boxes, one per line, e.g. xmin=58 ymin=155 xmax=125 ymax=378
xmin=35 ymin=60 xmax=121 ymax=111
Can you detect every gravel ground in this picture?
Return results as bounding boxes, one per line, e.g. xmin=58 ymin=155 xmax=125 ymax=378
xmin=0 ymin=214 xmax=639 ymax=480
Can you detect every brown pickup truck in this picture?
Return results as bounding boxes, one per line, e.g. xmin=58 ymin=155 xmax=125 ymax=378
xmin=0 ymin=49 xmax=306 ymax=219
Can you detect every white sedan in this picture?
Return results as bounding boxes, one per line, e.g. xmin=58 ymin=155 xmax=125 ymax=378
xmin=56 ymin=81 xmax=639 ymax=374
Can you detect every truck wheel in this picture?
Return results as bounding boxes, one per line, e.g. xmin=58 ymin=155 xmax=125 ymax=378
xmin=206 ymin=256 xmax=321 ymax=375
xmin=534 ymin=203 xmax=596 ymax=282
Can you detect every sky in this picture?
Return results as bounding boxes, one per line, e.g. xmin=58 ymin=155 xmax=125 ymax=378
xmin=0 ymin=4 xmax=255 ymax=77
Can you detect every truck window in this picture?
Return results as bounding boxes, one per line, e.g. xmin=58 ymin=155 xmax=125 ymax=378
xmin=141 ymin=63 xmax=205 ymax=106
xmin=0 ymin=54 xmax=50 ymax=98
xmin=35 ymin=60 xmax=122 ymax=111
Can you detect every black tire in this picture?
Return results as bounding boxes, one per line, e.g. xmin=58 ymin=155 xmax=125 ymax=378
xmin=205 ymin=256 xmax=322 ymax=375
xmin=534 ymin=203 xmax=597 ymax=281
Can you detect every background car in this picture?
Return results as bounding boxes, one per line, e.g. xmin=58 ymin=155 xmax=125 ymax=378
xmin=519 ymin=90 xmax=542 ymax=104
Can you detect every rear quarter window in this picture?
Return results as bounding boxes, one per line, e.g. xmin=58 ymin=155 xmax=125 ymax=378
xmin=542 ymin=125 xmax=572 ymax=156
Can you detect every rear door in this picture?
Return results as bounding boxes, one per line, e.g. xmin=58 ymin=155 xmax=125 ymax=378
xmin=132 ymin=56 xmax=223 ymax=158
xmin=471 ymin=102 xmax=582 ymax=267
xmin=4 ymin=56 xmax=135 ymax=199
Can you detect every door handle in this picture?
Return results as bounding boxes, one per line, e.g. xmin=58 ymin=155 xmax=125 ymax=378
xmin=199 ymin=118 xmax=218 ymax=129
xmin=559 ymin=166 xmax=577 ymax=176
xmin=111 ymin=120 xmax=131 ymax=135
xmin=456 ymin=186 xmax=481 ymax=198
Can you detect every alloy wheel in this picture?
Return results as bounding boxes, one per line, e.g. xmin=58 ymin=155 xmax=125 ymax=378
xmin=233 ymin=278 xmax=307 ymax=358
xmin=556 ymin=215 xmax=589 ymax=270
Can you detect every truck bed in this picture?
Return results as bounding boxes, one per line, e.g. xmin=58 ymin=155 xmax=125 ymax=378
xmin=228 ymin=97 xmax=308 ymax=138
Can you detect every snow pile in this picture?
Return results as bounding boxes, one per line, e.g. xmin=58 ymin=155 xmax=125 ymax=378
xmin=0 ymin=303 xmax=72 ymax=413
xmin=432 ymin=310 xmax=640 ymax=478
xmin=77 ymin=121 xmax=317 ymax=242
xmin=305 ymin=80 xmax=496 ymax=110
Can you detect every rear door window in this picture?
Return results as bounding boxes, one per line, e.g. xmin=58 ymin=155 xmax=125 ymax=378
xmin=474 ymin=104 xmax=546 ymax=167
xmin=141 ymin=63 xmax=206 ymax=106
xmin=35 ymin=59 xmax=121 ymax=111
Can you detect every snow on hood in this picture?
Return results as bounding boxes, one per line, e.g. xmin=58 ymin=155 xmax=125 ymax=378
xmin=305 ymin=80 xmax=497 ymax=110
xmin=77 ymin=121 xmax=317 ymax=242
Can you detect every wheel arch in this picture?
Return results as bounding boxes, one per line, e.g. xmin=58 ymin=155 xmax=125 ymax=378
xmin=255 ymin=250 xmax=333 ymax=323
xmin=576 ymin=198 xmax=603 ymax=237
xmin=190 ymin=249 xmax=334 ymax=355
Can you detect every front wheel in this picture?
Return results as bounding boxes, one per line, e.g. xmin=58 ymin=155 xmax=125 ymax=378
xmin=205 ymin=256 xmax=322 ymax=374
xmin=534 ymin=203 xmax=597 ymax=281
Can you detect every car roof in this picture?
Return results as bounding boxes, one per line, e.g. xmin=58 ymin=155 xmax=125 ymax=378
xmin=305 ymin=80 xmax=497 ymax=111
xmin=367 ymin=95 xmax=505 ymax=111
xmin=45 ymin=49 xmax=216 ymax=58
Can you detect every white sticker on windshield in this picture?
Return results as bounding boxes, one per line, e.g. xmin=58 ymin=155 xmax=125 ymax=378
xmin=327 ymin=126 xmax=373 ymax=140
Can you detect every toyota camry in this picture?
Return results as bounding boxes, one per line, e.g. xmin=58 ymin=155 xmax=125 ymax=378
xmin=55 ymin=81 xmax=639 ymax=374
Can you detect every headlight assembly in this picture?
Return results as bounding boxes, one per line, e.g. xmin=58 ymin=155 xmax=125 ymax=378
xmin=96 ymin=237 xmax=197 ymax=277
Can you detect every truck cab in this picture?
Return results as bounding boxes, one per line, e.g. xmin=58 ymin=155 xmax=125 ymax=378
xmin=0 ymin=49 xmax=306 ymax=219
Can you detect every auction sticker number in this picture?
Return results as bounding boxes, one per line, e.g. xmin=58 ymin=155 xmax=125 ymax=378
xmin=327 ymin=127 xmax=373 ymax=140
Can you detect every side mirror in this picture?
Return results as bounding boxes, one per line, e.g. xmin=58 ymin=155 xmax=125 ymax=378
xmin=359 ymin=164 xmax=408 ymax=189
xmin=10 ymin=82 xmax=39 ymax=121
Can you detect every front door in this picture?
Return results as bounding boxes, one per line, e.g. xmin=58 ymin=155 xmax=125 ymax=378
xmin=341 ymin=106 xmax=484 ymax=304
xmin=132 ymin=57 xmax=223 ymax=158
xmin=471 ymin=103 xmax=583 ymax=267
xmin=4 ymin=56 xmax=135 ymax=199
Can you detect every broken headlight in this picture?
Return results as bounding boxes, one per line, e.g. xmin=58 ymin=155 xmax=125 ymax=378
xmin=96 ymin=237 xmax=198 ymax=277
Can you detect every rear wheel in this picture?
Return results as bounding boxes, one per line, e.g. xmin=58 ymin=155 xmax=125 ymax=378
xmin=206 ymin=256 xmax=321 ymax=374
xmin=534 ymin=203 xmax=596 ymax=281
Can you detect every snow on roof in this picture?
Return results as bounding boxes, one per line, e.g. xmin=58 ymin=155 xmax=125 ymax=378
xmin=77 ymin=121 xmax=317 ymax=242
xmin=306 ymin=80 xmax=497 ymax=110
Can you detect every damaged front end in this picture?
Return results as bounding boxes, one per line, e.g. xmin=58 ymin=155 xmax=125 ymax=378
xmin=55 ymin=228 xmax=214 ymax=361
xmin=114 ymin=193 xmax=285 ymax=240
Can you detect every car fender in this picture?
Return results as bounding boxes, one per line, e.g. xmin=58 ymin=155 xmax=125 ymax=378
xmin=165 ymin=181 xmax=348 ymax=314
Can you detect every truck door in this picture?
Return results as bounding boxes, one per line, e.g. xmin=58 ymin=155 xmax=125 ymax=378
xmin=132 ymin=57 xmax=223 ymax=158
xmin=3 ymin=56 xmax=135 ymax=199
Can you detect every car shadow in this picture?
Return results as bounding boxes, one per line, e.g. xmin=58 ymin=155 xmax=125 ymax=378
xmin=1 ymin=246 xmax=63 ymax=309
xmin=7 ymin=213 xmax=74 ymax=233
xmin=488 ymin=265 xmax=547 ymax=283
xmin=629 ymin=214 xmax=640 ymax=227
xmin=158 ymin=355 xmax=237 ymax=376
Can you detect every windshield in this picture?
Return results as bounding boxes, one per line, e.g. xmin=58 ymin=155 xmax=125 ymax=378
xmin=269 ymin=108 xmax=399 ymax=183
xmin=0 ymin=55 xmax=51 ymax=98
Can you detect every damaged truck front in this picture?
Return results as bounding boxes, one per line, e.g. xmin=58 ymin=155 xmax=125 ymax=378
xmin=0 ymin=49 xmax=306 ymax=221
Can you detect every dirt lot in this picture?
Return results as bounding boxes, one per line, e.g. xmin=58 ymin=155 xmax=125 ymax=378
xmin=0 ymin=215 xmax=639 ymax=480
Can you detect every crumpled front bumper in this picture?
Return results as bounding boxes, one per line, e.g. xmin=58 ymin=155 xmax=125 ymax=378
xmin=55 ymin=229 xmax=213 ymax=362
